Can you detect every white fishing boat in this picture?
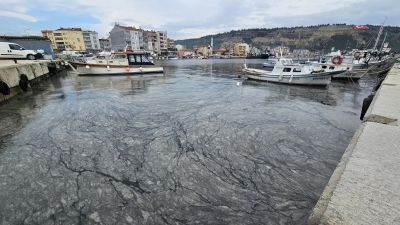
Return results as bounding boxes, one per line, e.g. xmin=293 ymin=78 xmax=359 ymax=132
xmin=68 ymin=51 xmax=163 ymax=76
xmin=243 ymin=58 xmax=345 ymax=86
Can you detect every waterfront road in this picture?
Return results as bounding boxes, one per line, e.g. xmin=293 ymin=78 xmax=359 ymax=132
xmin=0 ymin=59 xmax=375 ymax=224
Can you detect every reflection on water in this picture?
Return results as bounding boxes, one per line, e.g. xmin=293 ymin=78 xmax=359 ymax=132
xmin=0 ymin=59 xmax=377 ymax=224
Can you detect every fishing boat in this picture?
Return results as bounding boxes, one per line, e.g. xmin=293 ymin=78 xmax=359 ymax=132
xmin=68 ymin=51 xmax=163 ymax=76
xmin=243 ymin=58 xmax=344 ymax=86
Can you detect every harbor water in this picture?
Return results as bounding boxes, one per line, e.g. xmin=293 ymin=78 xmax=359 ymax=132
xmin=0 ymin=59 xmax=376 ymax=224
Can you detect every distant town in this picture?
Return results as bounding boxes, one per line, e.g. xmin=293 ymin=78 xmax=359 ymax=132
xmin=40 ymin=24 xmax=280 ymax=59
xmin=1 ymin=23 xmax=393 ymax=60
xmin=0 ymin=23 xmax=313 ymax=60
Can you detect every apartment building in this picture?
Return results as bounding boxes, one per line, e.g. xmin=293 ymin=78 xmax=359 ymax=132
xmin=82 ymin=30 xmax=100 ymax=52
xmin=167 ymin=38 xmax=175 ymax=49
xmin=142 ymin=30 xmax=168 ymax=55
xmin=109 ymin=25 xmax=144 ymax=52
xmin=42 ymin=28 xmax=85 ymax=51
xmin=156 ymin=31 xmax=168 ymax=55
xmin=234 ymin=43 xmax=249 ymax=56
xmin=99 ymin=38 xmax=111 ymax=52
xmin=143 ymin=30 xmax=157 ymax=52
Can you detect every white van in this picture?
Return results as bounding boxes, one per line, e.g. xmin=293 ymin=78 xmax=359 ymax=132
xmin=62 ymin=51 xmax=83 ymax=57
xmin=0 ymin=42 xmax=42 ymax=60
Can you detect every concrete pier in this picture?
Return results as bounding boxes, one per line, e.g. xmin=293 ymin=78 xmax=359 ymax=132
xmin=308 ymin=63 xmax=400 ymax=224
xmin=0 ymin=60 xmax=62 ymax=101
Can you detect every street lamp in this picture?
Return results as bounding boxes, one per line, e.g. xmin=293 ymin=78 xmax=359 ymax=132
xmin=24 ymin=29 xmax=30 ymax=36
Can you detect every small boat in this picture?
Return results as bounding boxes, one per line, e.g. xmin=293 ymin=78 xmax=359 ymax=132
xmin=262 ymin=60 xmax=276 ymax=68
xmin=243 ymin=58 xmax=345 ymax=86
xmin=69 ymin=51 xmax=163 ymax=76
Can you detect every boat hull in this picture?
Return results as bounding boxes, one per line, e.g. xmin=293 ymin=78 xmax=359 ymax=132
xmin=246 ymin=73 xmax=332 ymax=85
xmin=74 ymin=65 xmax=163 ymax=76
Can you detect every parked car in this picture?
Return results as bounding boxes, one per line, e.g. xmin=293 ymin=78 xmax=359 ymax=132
xmin=0 ymin=42 xmax=43 ymax=60
xmin=62 ymin=51 xmax=83 ymax=57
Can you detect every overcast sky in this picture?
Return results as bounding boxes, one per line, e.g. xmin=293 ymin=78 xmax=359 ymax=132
xmin=0 ymin=0 xmax=398 ymax=40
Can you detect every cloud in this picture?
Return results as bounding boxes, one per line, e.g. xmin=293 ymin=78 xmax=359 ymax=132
xmin=0 ymin=0 xmax=398 ymax=39
xmin=0 ymin=10 xmax=37 ymax=22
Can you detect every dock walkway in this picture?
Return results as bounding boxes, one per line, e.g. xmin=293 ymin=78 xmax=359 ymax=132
xmin=308 ymin=63 xmax=400 ymax=224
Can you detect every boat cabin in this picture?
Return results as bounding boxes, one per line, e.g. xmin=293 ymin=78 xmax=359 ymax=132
xmin=110 ymin=52 xmax=155 ymax=65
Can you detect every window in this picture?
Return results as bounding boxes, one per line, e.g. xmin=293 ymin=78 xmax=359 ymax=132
xmin=77 ymin=38 xmax=80 ymax=42
xmin=322 ymin=66 xmax=327 ymax=69
xmin=293 ymin=68 xmax=301 ymax=72
xmin=114 ymin=54 xmax=126 ymax=59
xmin=135 ymin=55 xmax=141 ymax=62
xmin=283 ymin=68 xmax=291 ymax=72
xmin=141 ymin=55 xmax=150 ymax=62
xmin=9 ymin=44 xmax=23 ymax=50
xmin=329 ymin=66 xmax=335 ymax=70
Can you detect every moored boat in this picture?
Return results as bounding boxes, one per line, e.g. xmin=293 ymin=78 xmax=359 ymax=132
xmin=69 ymin=51 xmax=163 ymax=76
xmin=243 ymin=58 xmax=344 ymax=86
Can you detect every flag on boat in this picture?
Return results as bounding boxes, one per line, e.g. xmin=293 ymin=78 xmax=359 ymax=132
xmin=353 ymin=25 xmax=369 ymax=30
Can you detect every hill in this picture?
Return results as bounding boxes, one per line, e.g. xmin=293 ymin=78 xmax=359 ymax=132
xmin=175 ymin=24 xmax=400 ymax=53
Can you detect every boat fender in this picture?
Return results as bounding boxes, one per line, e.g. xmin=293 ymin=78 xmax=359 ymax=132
xmin=107 ymin=65 xmax=110 ymax=71
xmin=19 ymin=79 xmax=29 ymax=92
xmin=139 ymin=66 xmax=143 ymax=72
xmin=125 ymin=67 xmax=130 ymax=71
xmin=279 ymin=72 xmax=283 ymax=81
xmin=86 ymin=65 xmax=90 ymax=69
xmin=289 ymin=74 xmax=294 ymax=84
xmin=0 ymin=81 xmax=11 ymax=96
xmin=360 ymin=95 xmax=374 ymax=120
xmin=20 ymin=74 xmax=29 ymax=82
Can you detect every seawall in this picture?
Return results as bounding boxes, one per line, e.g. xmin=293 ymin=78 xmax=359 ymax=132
xmin=0 ymin=60 xmax=62 ymax=102
xmin=308 ymin=62 xmax=400 ymax=224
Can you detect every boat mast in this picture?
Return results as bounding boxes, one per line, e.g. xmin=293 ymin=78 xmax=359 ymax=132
xmin=372 ymin=17 xmax=387 ymax=51
xmin=379 ymin=32 xmax=388 ymax=52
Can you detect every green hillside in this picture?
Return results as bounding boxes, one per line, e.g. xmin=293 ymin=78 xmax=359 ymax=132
xmin=175 ymin=24 xmax=400 ymax=53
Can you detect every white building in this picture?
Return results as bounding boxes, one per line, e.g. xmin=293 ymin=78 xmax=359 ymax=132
xmin=82 ymin=30 xmax=100 ymax=52
xmin=109 ymin=25 xmax=144 ymax=52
